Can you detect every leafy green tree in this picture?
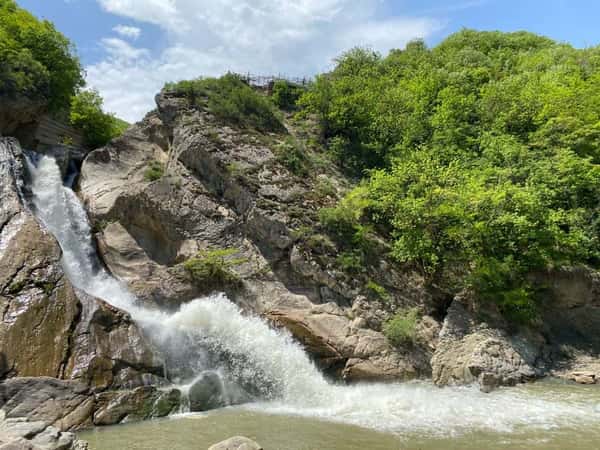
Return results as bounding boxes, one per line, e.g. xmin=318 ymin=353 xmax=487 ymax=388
xmin=271 ymin=80 xmax=304 ymax=110
xmin=0 ymin=0 xmax=83 ymax=111
xmin=70 ymin=90 xmax=128 ymax=148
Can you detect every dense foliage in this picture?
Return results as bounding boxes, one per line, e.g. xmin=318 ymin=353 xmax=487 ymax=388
xmin=271 ymin=80 xmax=304 ymax=110
xmin=0 ymin=0 xmax=83 ymax=111
xmin=302 ymin=30 xmax=600 ymax=322
xmin=69 ymin=90 xmax=129 ymax=148
xmin=166 ymin=74 xmax=285 ymax=132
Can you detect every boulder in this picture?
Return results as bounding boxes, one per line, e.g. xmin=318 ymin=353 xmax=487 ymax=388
xmin=0 ymin=378 xmax=91 ymax=449
xmin=93 ymin=387 xmax=181 ymax=426
xmin=567 ymin=371 xmax=597 ymax=385
xmin=208 ymin=436 xmax=262 ymax=450
xmin=431 ymin=300 xmax=542 ymax=390
xmin=266 ymin=304 xmax=428 ymax=381
xmin=188 ymin=372 xmax=226 ymax=412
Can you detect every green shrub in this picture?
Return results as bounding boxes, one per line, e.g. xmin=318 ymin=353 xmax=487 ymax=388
xmin=366 ymin=280 xmax=389 ymax=301
xmin=183 ymin=248 xmax=247 ymax=288
xmin=275 ymin=136 xmax=309 ymax=175
xmin=383 ymin=308 xmax=419 ymax=346
xmin=271 ymin=80 xmax=304 ymax=110
xmin=165 ymin=74 xmax=284 ymax=132
xmin=318 ymin=186 xmax=370 ymax=245
xmin=336 ymin=251 xmax=363 ymax=273
xmin=144 ymin=160 xmax=164 ymax=181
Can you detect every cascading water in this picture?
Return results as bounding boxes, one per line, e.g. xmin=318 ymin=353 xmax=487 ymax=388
xmin=26 ymin=155 xmax=600 ymax=438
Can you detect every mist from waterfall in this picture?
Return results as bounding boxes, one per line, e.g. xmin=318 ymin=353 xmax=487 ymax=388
xmin=25 ymin=154 xmax=600 ymax=437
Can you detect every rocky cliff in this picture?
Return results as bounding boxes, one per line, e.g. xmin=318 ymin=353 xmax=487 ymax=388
xmin=78 ymin=90 xmax=442 ymax=381
xmin=0 ymin=138 xmax=180 ymax=448
xmin=79 ymin=87 xmax=600 ymax=389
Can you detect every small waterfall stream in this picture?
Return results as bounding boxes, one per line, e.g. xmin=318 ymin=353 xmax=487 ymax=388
xmin=26 ymin=154 xmax=600 ymax=437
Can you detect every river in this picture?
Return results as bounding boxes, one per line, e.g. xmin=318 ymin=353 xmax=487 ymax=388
xmin=81 ymin=380 xmax=600 ymax=449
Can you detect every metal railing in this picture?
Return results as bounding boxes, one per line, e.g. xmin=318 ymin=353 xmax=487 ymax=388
xmin=236 ymin=73 xmax=312 ymax=87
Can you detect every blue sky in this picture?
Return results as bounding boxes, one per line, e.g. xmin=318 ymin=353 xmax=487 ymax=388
xmin=17 ymin=1 xmax=600 ymax=121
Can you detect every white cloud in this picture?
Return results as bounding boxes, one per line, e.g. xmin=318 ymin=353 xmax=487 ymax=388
xmin=89 ymin=0 xmax=442 ymax=122
xmin=100 ymin=37 xmax=149 ymax=61
xmin=113 ymin=24 xmax=142 ymax=40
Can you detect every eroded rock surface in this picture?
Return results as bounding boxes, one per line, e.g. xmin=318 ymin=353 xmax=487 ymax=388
xmin=431 ymin=301 xmax=543 ymax=390
xmin=0 ymin=378 xmax=90 ymax=449
xmin=78 ymin=91 xmax=437 ymax=381
xmin=0 ymin=377 xmax=182 ymax=448
xmin=0 ymin=138 xmax=164 ymax=390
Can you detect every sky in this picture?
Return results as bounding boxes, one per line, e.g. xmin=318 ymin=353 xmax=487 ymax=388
xmin=18 ymin=0 xmax=600 ymax=123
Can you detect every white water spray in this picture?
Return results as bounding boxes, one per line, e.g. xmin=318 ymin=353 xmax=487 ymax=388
xmin=26 ymin=155 xmax=600 ymax=437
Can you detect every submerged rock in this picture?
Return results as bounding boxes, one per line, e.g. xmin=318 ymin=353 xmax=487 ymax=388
xmin=188 ymin=372 xmax=226 ymax=412
xmin=208 ymin=436 xmax=262 ymax=450
xmin=93 ymin=387 xmax=181 ymax=426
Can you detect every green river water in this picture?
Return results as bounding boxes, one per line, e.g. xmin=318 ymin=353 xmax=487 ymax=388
xmin=81 ymin=381 xmax=600 ymax=450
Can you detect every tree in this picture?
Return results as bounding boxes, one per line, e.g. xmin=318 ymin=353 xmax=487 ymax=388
xmin=0 ymin=0 xmax=83 ymax=111
xmin=70 ymin=90 xmax=128 ymax=148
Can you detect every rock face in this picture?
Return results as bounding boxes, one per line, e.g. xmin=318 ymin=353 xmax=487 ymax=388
xmin=0 ymin=377 xmax=181 ymax=448
xmin=0 ymin=138 xmax=164 ymax=390
xmin=0 ymin=378 xmax=91 ymax=449
xmin=208 ymin=436 xmax=262 ymax=450
xmin=431 ymin=300 xmax=546 ymax=391
xmin=78 ymin=91 xmax=439 ymax=382
xmin=0 ymin=96 xmax=45 ymax=138
xmin=0 ymin=139 xmax=179 ymax=443
xmin=431 ymin=301 xmax=543 ymax=390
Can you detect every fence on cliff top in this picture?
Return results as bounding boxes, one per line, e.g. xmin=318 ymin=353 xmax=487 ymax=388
xmin=236 ymin=73 xmax=313 ymax=87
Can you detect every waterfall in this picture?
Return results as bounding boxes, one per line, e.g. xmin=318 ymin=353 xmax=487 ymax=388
xmin=25 ymin=154 xmax=600 ymax=437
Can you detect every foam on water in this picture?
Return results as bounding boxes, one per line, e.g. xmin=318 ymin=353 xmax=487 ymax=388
xmin=26 ymin=155 xmax=600 ymax=437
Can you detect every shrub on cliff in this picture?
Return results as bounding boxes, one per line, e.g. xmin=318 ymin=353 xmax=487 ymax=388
xmin=165 ymin=74 xmax=285 ymax=132
xmin=184 ymin=248 xmax=247 ymax=289
xmin=383 ymin=308 xmax=419 ymax=346
xmin=0 ymin=0 xmax=83 ymax=111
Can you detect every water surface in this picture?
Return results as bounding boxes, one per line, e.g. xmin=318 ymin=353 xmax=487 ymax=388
xmin=81 ymin=381 xmax=600 ymax=450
